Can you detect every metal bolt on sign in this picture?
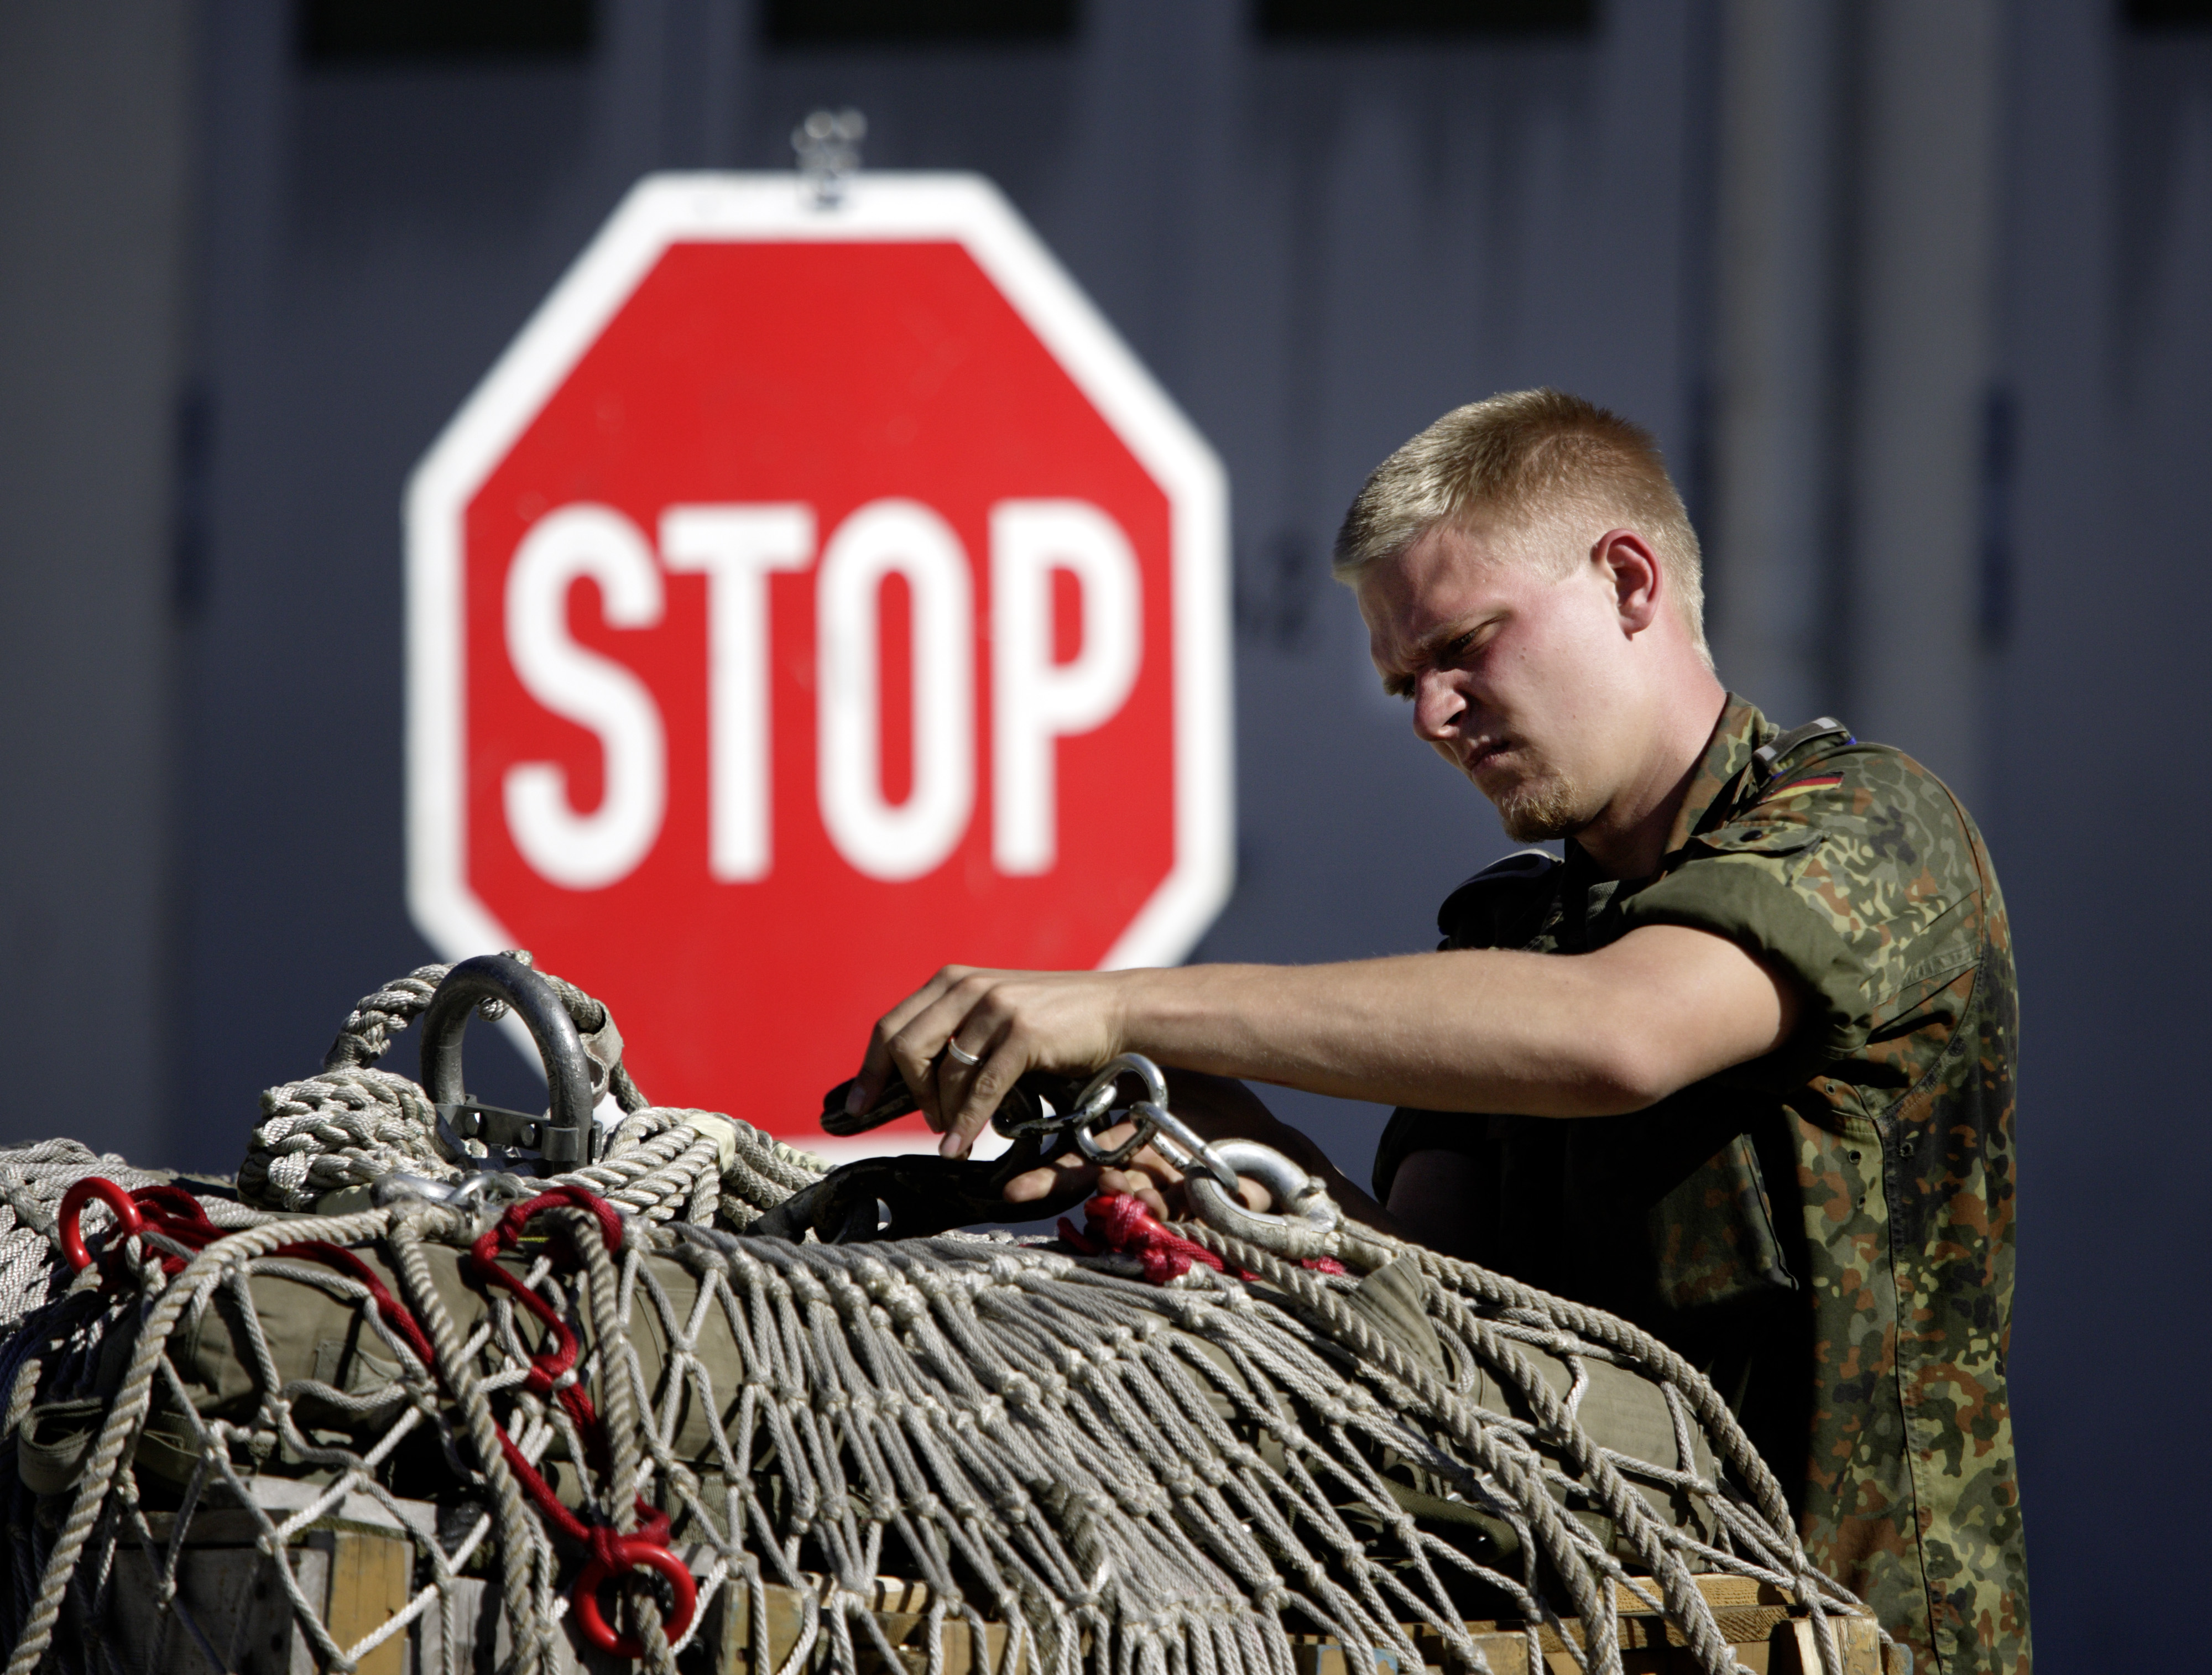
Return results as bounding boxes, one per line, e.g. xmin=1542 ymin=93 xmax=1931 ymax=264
xmin=793 ymin=107 xmax=867 ymax=207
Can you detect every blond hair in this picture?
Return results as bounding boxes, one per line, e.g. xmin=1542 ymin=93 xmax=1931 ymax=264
xmin=1332 ymin=388 xmax=1710 ymax=665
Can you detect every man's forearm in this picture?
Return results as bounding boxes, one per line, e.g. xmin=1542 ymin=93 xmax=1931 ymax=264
xmin=1115 ymin=951 xmax=1642 ymax=1114
xmin=1115 ymin=928 xmax=1795 ymax=1118
xmin=855 ymin=923 xmax=1797 ymax=1153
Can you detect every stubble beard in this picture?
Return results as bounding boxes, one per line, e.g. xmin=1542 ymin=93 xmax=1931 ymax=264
xmin=1491 ymin=768 xmax=1589 ymax=843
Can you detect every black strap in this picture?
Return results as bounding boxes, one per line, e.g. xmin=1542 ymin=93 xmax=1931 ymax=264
xmin=1433 ymin=848 xmax=1562 ymax=945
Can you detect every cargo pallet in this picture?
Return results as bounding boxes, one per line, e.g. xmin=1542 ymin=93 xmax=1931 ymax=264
xmin=87 ymin=1484 xmax=1905 ymax=1675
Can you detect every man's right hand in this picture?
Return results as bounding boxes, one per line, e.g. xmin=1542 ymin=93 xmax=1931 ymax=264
xmin=847 ymin=964 xmax=1138 ymax=1157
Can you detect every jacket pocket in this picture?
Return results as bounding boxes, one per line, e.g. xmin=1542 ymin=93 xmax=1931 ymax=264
xmin=1645 ymin=1130 xmax=1798 ymax=1313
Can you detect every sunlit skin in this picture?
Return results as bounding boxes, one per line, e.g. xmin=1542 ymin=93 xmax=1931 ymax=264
xmin=1364 ymin=516 xmax=1708 ymax=876
xmin=843 ymin=511 xmax=1803 ymax=1231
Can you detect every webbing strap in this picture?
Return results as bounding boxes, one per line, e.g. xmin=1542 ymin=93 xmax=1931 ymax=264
xmin=1750 ymin=715 xmax=1854 ymax=782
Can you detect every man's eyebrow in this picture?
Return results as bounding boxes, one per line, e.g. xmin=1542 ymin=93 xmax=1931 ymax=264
xmin=1410 ymin=610 xmax=1500 ymax=665
xmin=1376 ymin=624 xmax=1467 ymax=698
xmin=1373 ymin=608 xmax=1504 ymax=698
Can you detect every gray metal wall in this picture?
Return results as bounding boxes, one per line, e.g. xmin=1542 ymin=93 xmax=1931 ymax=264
xmin=1998 ymin=7 xmax=2212 ymax=1662
xmin=1 ymin=1 xmax=2206 ymax=1664
xmin=0 ymin=0 xmax=194 ymax=1171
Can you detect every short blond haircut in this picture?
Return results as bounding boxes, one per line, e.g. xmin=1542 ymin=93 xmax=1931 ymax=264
xmin=1332 ymin=388 xmax=1710 ymax=666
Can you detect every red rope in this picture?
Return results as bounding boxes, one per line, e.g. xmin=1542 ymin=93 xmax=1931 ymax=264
xmin=1059 ymin=1190 xmax=1345 ymax=1285
xmin=1059 ymin=1191 xmax=1237 ymax=1283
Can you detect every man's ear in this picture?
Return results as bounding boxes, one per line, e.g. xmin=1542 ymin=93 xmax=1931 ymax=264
xmin=1593 ymin=529 xmax=1663 ymax=636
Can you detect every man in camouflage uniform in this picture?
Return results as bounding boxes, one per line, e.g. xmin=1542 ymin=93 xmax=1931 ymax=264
xmin=847 ymin=389 xmax=2027 ymax=1673
xmin=1372 ymin=700 xmax=2026 ymax=1674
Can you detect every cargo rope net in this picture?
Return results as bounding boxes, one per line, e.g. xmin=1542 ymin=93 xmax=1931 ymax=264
xmin=0 ymin=963 xmax=1875 ymax=1675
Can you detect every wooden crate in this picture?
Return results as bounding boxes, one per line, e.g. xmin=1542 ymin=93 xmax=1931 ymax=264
xmin=104 ymin=1484 xmax=422 ymax=1675
xmin=99 ymin=1482 xmax=716 ymax=1674
xmin=93 ymin=1485 xmax=1904 ymax=1675
xmin=711 ymin=1570 xmax=1907 ymax=1675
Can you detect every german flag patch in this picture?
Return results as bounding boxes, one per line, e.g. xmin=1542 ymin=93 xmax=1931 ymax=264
xmin=1771 ymin=774 xmax=1844 ymax=798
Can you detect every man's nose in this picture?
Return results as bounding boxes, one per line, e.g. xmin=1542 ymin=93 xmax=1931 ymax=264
xmin=1412 ymin=671 xmax=1464 ymax=740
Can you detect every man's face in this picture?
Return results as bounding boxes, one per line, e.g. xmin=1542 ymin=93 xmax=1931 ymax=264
xmin=1356 ymin=516 xmax=1640 ymax=842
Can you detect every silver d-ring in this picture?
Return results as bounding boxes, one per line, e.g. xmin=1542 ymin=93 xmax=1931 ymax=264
xmin=942 ymin=1037 xmax=983 ymax=1068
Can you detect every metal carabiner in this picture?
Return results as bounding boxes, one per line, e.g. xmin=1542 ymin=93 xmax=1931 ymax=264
xmin=370 ymin=1170 xmax=537 ymax=1212
xmin=1069 ymin=1054 xmax=1170 ymax=1124
xmin=1076 ymin=1099 xmax=1241 ymax=1193
xmin=369 ymin=1172 xmax=471 ymax=1209
xmin=1060 ymin=1055 xmax=1244 ymax=1192
xmin=1073 ymin=1102 xmax=1159 ymax=1167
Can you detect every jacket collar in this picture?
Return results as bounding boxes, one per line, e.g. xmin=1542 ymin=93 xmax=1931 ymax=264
xmin=1562 ymin=693 xmax=1772 ymax=884
xmin=1661 ymin=693 xmax=1772 ymax=858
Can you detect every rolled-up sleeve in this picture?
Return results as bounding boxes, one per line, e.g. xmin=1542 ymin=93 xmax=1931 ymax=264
xmin=1613 ymin=761 xmax=1983 ymax=1085
xmin=1617 ymin=837 xmax=1874 ymax=1072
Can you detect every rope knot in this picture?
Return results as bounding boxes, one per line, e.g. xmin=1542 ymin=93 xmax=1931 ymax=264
xmin=587 ymin=1521 xmax=630 ymax=1572
xmin=1058 ymin=1193 xmax=1242 ymax=1286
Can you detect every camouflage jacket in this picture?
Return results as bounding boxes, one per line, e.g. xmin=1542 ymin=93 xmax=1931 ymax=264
xmin=1373 ymin=696 xmax=2028 ymax=1674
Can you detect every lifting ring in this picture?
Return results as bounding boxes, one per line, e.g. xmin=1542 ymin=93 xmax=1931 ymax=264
xmin=418 ymin=953 xmax=599 ymax=1169
xmin=57 ymin=1177 xmax=142 ymax=1272
xmin=571 ymin=1534 xmax=698 ymax=1657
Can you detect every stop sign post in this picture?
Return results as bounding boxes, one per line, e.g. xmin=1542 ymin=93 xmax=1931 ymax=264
xmin=407 ymin=173 xmax=1232 ymax=1150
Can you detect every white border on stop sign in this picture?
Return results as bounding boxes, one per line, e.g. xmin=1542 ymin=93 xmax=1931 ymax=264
xmin=406 ymin=172 xmax=1235 ymax=1093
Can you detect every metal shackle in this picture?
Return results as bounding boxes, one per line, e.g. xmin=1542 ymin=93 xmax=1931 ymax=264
xmin=1183 ymin=1139 xmax=1341 ymax=1259
xmin=419 ymin=954 xmax=597 ymax=1156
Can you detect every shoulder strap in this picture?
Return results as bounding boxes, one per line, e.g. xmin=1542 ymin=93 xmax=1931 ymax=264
xmin=1435 ymin=848 xmax=1561 ymax=946
xmin=1749 ymin=716 xmax=1855 ymax=786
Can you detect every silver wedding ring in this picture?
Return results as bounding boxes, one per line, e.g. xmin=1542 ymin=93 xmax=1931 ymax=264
xmin=942 ymin=1037 xmax=983 ymax=1068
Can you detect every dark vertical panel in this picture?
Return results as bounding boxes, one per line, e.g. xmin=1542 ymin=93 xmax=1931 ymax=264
xmin=0 ymin=1 xmax=195 ymax=1157
xmin=763 ymin=1 xmax=1078 ymax=44
xmin=296 ymin=0 xmax=597 ymax=62
xmin=2122 ymin=0 xmax=2212 ymax=28
xmin=180 ymin=0 xmax=630 ymax=1140
xmin=1255 ymin=1 xmax=1597 ymax=38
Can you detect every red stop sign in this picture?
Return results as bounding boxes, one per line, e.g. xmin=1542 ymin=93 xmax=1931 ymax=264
xmin=408 ymin=175 xmax=1232 ymax=1148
